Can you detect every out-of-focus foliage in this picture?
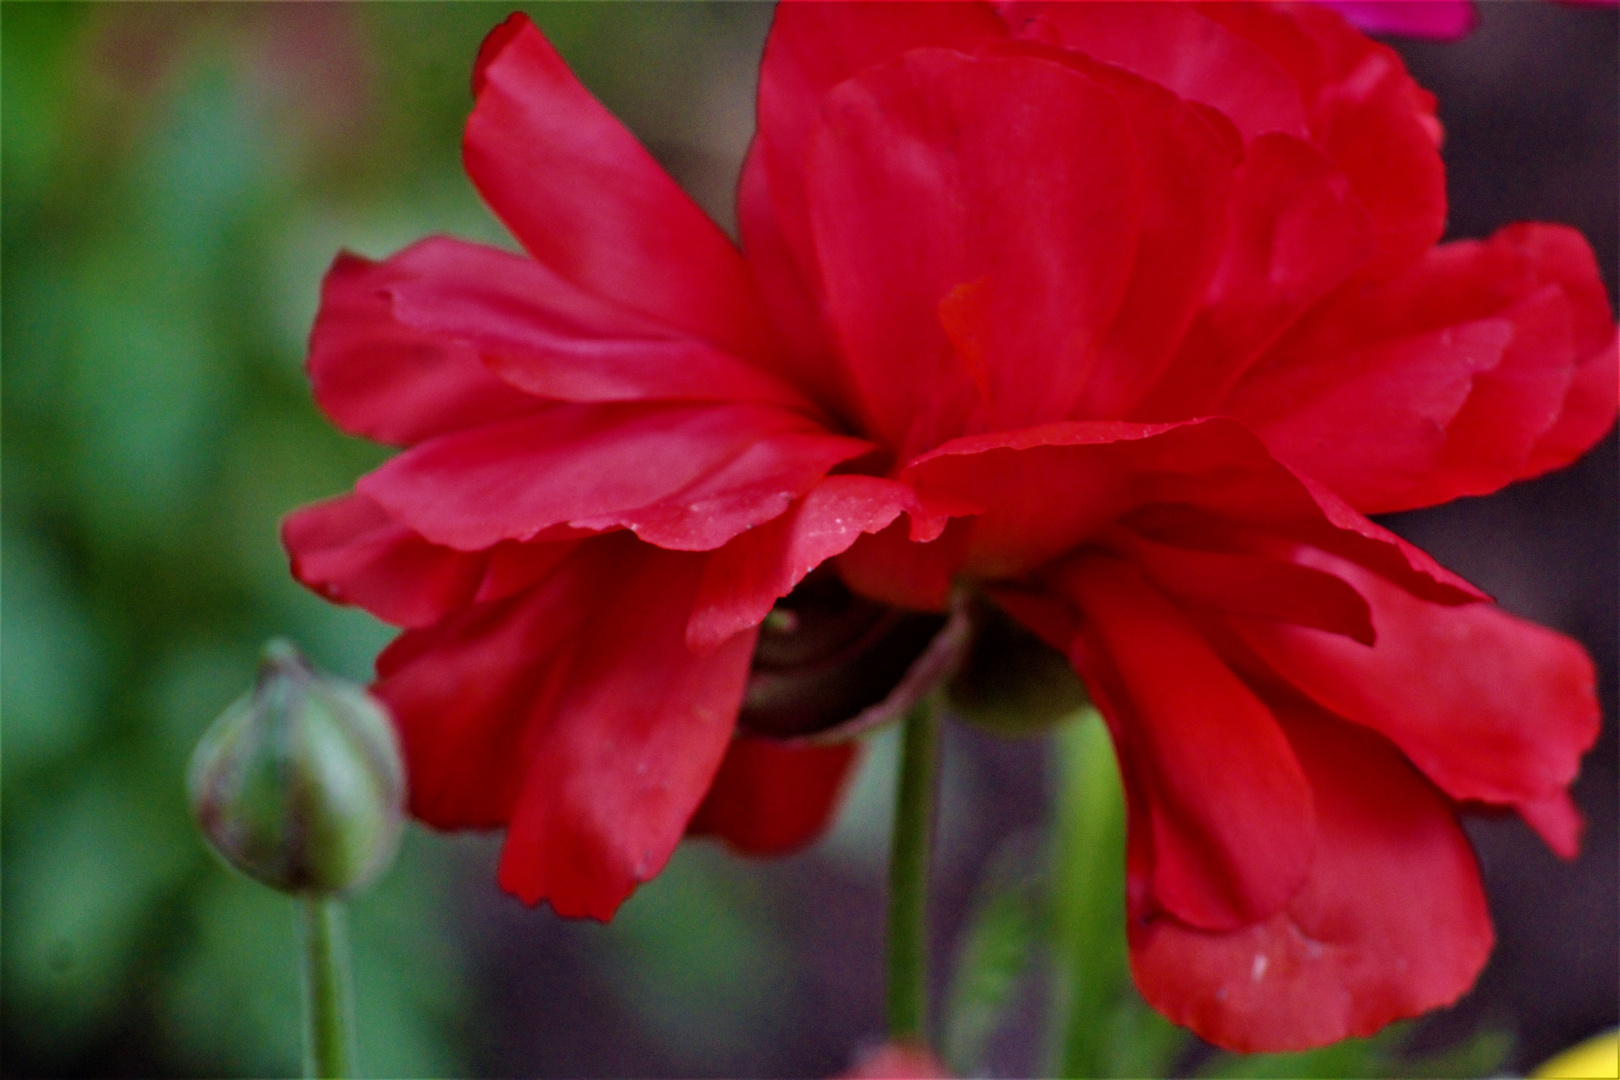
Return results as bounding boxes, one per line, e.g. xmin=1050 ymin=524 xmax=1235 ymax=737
xmin=0 ymin=6 xmax=803 ymax=1075
xmin=0 ymin=5 xmax=500 ymax=1074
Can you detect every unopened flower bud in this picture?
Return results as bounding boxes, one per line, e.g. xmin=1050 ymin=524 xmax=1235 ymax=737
xmin=188 ymin=640 xmax=406 ymax=896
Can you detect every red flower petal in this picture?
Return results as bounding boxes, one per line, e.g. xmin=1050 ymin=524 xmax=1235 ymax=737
xmin=805 ymin=47 xmax=1142 ymax=456
xmin=899 ymin=417 xmax=1483 ymax=605
xmin=1138 ymin=134 xmax=1376 ymax=419
xmin=465 ymin=14 xmax=772 ymax=362
xmin=1216 ymin=1 xmax=1447 ymax=276
xmin=1232 ymin=315 xmax=1514 ymax=508
xmin=1231 ymin=551 xmax=1600 ymax=856
xmin=284 ymin=492 xmax=486 ymax=628
xmin=836 ymin=516 xmax=976 ymax=614
xmin=1514 ymin=790 xmax=1585 ymax=862
xmin=1229 ymin=224 xmax=1618 ymax=512
xmin=1526 ymin=328 xmax=1620 ymax=476
xmin=375 ymin=535 xmax=756 ymax=918
xmin=372 ymin=541 xmax=589 ymax=832
xmin=1107 ymin=527 xmax=1375 ymax=645
xmin=978 ymin=39 xmax=1244 ymax=420
xmin=357 ymin=401 xmax=872 ymax=552
xmin=377 ymin=236 xmax=811 ymax=411
xmin=307 ymin=251 xmax=540 ymax=447
xmin=741 ymin=2 xmax=1006 ymax=411
xmin=1031 ymin=2 xmax=1445 ymax=280
xmin=686 ymin=736 xmax=860 ymax=856
xmin=282 ymin=492 xmax=579 ymax=628
xmin=1007 ymin=3 xmax=1311 ymax=143
xmin=1129 ymin=704 xmax=1492 ymax=1053
xmin=1058 ymin=555 xmax=1315 ymax=930
xmin=688 ymin=474 xmax=920 ymax=652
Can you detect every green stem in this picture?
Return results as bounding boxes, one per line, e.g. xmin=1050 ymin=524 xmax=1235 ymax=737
xmin=1049 ymin=706 xmax=1129 ymax=1078
xmin=301 ymin=895 xmax=355 ymax=1079
xmin=887 ymin=694 xmax=942 ymax=1043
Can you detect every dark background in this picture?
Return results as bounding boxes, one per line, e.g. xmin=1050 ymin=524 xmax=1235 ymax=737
xmin=2 ymin=3 xmax=1614 ymax=1076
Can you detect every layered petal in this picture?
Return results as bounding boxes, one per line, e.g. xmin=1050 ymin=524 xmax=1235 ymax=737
xmin=465 ymin=14 xmax=772 ymax=362
xmin=1005 ymin=3 xmax=1312 ymax=143
xmin=1129 ymin=704 xmax=1492 ymax=1053
xmin=1057 ymin=555 xmax=1315 ymax=930
xmin=378 ymin=236 xmax=810 ymax=410
xmin=688 ymin=474 xmax=921 ymax=652
xmin=1020 ymin=2 xmax=1444 ymax=278
xmin=686 ymin=736 xmax=860 ymax=856
xmin=284 ymin=492 xmax=487 ymax=628
xmin=307 ymin=251 xmax=541 ymax=447
xmin=1524 ymin=328 xmax=1620 ymax=476
xmin=1231 ymin=551 xmax=1600 ymax=857
xmin=1201 ymin=1 xmax=1447 ymax=276
xmin=740 ymin=1 xmax=1006 ymax=409
xmin=357 ymin=401 xmax=873 ymax=552
xmin=1227 ymin=224 xmax=1618 ymax=512
xmin=897 ymin=417 xmax=1484 ymax=606
xmin=806 ymin=47 xmax=1142 ymax=455
xmin=283 ymin=492 xmax=577 ymax=629
xmin=1136 ymin=134 xmax=1375 ymax=419
xmin=1106 ymin=527 xmax=1375 ymax=644
xmin=977 ymin=39 xmax=1243 ymax=420
xmin=375 ymin=535 xmax=756 ymax=918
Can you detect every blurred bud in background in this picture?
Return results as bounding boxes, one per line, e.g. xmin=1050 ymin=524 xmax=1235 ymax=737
xmin=189 ymin=640 xmax=405 ymax=897
xmin=840 ymin=1040 xmax=952 ymax=1079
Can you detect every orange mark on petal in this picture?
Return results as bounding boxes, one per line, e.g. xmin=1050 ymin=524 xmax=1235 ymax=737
xmin=939 ymin=276 xmax=993 ymax=401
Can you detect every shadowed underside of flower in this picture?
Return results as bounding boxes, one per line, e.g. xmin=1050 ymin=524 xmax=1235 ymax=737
xmin=282 ymin=1 xmax=1617 ymax=1053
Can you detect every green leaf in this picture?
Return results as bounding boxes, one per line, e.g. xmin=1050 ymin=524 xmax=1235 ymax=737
xmin=942 ymin=831 xmax=1045 ymax=1076
xmin=1202 ymin=1035 xmax=1391 ymax=1080
xmin=1200 ymin=1023 xmax=1512 ymax=1080
xmin=1392 ymin=1028 xmax=1511 ymax=1079
xmin=1102 ymin=990 xmax=1186 ymax=1079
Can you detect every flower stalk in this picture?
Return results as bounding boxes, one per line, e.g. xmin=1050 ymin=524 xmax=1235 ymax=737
xmin=1048 ymin=706 xmax=1128 ymax=1078
xmin=301 ymin=896 xmax=355 ymax=1080
xmin=887 ymin=694 xmax=942 ymax=1043
xmin=187 ymin=640 xmax=405 ymax=1080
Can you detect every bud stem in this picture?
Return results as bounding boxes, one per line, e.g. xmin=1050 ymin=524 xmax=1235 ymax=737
xmin=886 ymin=693 xmax=941 ymax=1043
xmin=301 ymin=896 xmax=355 ymax=1079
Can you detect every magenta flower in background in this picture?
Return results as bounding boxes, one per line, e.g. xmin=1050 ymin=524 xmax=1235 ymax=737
xmin=1326 ymin=0 xmax=1616 ymax=39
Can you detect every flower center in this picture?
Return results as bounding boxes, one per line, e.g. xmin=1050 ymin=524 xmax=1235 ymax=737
xmin=739 ymin=567 xmax=947 ymax=740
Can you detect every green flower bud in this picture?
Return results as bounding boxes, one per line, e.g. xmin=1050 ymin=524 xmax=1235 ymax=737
xmin=187 ymin=640 xmax=406 ymax=896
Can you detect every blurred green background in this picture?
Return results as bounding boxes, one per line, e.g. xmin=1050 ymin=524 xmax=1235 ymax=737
xmin=3 ymin=4 xmax=1614 ymax=1078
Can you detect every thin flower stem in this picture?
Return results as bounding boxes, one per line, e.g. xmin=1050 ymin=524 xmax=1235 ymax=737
xmin=887 ymin=693 xmax=942 ymax=1044
xmin=301 ymin=895 xmax=355 ymax=1079
xmin=1049 ymin=706 xmax=1129 ymax=1078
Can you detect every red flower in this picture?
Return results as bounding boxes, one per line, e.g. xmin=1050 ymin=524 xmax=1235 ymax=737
xmin=283 ymin=2 xmax=1617 ymax=1052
